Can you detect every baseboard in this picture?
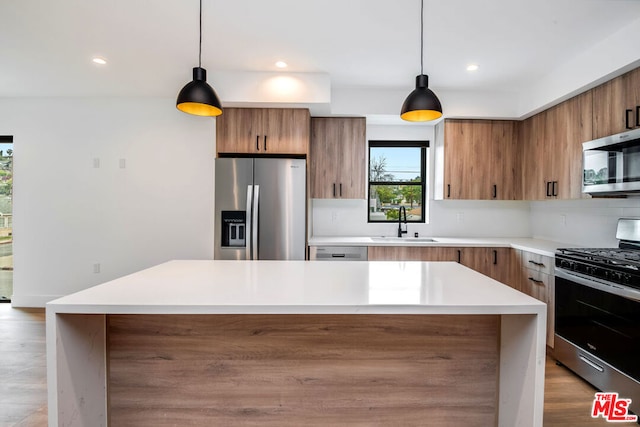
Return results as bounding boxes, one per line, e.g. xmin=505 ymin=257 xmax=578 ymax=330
xmin=10 ymin=294 xmax=63 ymax=308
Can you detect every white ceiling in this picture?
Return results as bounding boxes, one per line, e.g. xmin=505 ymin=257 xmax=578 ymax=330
xmin=2 ymin=0 xmax=640 ymax=116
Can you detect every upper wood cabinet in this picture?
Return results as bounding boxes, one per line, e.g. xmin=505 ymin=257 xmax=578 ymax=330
xmin=592 ymin=67 xmax=640 ymax=139
xmin=520 ymin=91 xmax=592 ymax=200
xmin=310 ymin=117 xmax=366 ymax=199
xmin=216 ymin=108 xmax=310 ymax=156
xmin=444 ymin=119 xmax=521 ymax=200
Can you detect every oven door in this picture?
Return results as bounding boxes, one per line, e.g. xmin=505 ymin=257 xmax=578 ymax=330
xmin=555 ymin=269 xmax=640 ymax=382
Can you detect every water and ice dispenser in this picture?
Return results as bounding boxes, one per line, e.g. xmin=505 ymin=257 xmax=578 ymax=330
xmin=221 ymin=211 xmax=246 ymax=248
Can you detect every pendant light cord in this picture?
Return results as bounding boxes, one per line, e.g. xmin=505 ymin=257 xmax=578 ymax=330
xmin=198 ymin=0 xmax=202 ymax=68
xmin=420 ymin=0 xmax=424 ymax=75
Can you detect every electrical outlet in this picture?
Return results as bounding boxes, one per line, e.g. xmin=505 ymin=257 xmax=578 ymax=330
xmin=93 ymin=158 xmax=100 ymax=168
xmin=119 ymin=158 xmax=126 ymax=169
xmin=561 ymin=214 xmax=567 ymax=226
xmin=93 ymin=263 xmax=101 ymax=274
xmin=331 ymin=211 xmax=338 ymax=222
xmin=456 ymin=212 xmax=464 ymax=223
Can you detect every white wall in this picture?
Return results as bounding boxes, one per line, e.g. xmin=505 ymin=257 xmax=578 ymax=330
xmin=312 ymin=199 xmax=531 ymax=238
xmin=1 ymin=97 xmax=215 ymax=306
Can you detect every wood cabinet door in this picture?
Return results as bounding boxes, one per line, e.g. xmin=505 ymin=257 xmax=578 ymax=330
xmin=543 ymin=92 xmax=592 ymax=200
xmin=367 ymin=246 xmax=457 ymax=261
xmin=336 ymin=118 xmax=366 ymax=199
xmin=491 ymin=121 xmax=521 ymax=200
xmin=443 ymin=120 xmax=467 ymax=199
xmin=444 ymin=120 xmax=492 ymax=199
xmin=262 ymin=109 xmax=310 ymax=155
xmin=310 ymin=118 xmax=340 ymax=198
xmin=368 ymin=246 xmax=512 ymax=286
xmin=216 ymin=108 xmax=309 ymax=156
xmin=488 ymin=247 xmax=513 ymax=284
xmin=625 ymin=67 xmax=640 ymax=129
xmin=216 ymin=108 xmax=261 ymax=155
xmin=521 ymin=111 xmax=549 ymax=200
xmin=445 ymin=120 xmax=521 ymax=200
xmin=310 ymin=117 xmax=365 ymax=199
xmin=592 ymin=75 xmax=627 ymax=139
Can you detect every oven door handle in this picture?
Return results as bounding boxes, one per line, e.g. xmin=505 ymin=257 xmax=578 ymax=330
xmin=579 ymin=355 xmax=604 ymax=372
xmin=555 ymin=268 xmax=640 ymax=302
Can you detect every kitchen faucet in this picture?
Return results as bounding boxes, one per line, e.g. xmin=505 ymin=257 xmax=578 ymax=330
xmin=397 ymin=206 xmax=407 ymax=237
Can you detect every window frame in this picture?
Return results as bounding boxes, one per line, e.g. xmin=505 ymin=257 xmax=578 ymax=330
xmin=367 ymin=140 xmax=428 ymax=224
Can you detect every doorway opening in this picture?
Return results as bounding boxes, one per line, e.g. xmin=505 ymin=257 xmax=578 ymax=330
xmin=0 ymin=135 xmax=13 ymax=303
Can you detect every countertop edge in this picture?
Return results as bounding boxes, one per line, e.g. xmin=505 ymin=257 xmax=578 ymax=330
xmin=46 ymin=303 xmax=545 ymax=316
xmin=308 ymin=236 xmax=577 ymax=257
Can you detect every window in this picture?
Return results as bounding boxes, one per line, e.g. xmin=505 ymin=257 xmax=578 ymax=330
xmin=368 ymin=140 xmax=428 ymax=223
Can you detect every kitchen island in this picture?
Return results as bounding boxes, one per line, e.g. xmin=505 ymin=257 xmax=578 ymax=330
xmin=46 ymin=260 xmax=546 ymax=426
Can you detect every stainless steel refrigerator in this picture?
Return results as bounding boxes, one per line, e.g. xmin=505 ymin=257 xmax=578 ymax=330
xmin=214 ymin=158 xmax=306 ymax=260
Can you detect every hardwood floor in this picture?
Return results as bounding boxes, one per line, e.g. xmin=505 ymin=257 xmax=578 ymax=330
xmin=0 ymin=304 xmax=626 ymax=426
xmin=0 ymin=305 xmax=47 ymax=427
xmin=543 ymin=356 xmax=614 ymax=426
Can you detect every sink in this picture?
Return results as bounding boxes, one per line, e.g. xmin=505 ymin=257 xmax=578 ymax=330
xmin=370 ymin=237 xmax=437 ymax=243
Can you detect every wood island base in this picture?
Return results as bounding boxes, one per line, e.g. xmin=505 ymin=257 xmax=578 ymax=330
xmin=108 ymin=314 xmax=498 ymax=426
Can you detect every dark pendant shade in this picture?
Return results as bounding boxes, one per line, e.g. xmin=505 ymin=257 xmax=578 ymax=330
xmin=401 ymin=74 xmax=442 ymax=122
xmin=177 ymin=67 xmax=223 ymax=117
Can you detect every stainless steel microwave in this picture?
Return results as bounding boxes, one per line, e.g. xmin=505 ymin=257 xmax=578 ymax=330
xmin=583 ymin=128 xmax=640 ymax=195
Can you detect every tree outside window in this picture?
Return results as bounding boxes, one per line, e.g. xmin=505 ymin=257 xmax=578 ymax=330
xmin=368 ymin=141 xmax=427 ymax=223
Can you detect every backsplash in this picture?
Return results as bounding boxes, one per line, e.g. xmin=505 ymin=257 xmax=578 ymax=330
xmin=311 ymin=199 xmax=531 ymax=238
xmin=529 ymin=198 xmax=640 ymax=247
xmin=312 ymin=197 xmax=640 ymax=247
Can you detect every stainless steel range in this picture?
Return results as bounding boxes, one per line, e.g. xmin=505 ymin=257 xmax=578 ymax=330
xmin=555 ymin=218 xmax=640 ymax=416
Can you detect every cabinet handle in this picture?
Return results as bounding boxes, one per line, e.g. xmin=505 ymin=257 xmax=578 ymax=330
xmin=264 ymin=135 xmax=267 ymax=151
xmin=457 ymin=250 xmax=461 ymax=263
xmin=552 ymin=181 xmax=558 ymax=197
xmin=528 ymin=260 xmax=546 ymax=267
xmin=626 ymin=109 xmax=634 ymax=130
xmin=636 ymin=106 xmax=640 ymax=127
xmin=447 ymin=184 xmax=451 ymax=198
xmin=493 ymin=250 xmax=497 ymax=265
xmin=256 ymin=135 xmax=260 ymax=151
xmin=546 ymin=181 xmax=552 ymax=197
xmin=339 ymin=183 xmax=342 ymax=197
xmin=528 ymin=277 xmax=544 ymax=285
xmin=333 ymin=183 xmax=336 ymax=197
xmin=492 ymin=184 xmax=497 ymax=199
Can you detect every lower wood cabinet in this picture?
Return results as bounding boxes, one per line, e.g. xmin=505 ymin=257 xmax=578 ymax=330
xmin=367 ymin=246 xmax=455 ymax=261
xmin=513 ymin=249 xmax=555 ymax=348
xmin=367 ymin=246 xmax=511 ymax=285
xmin=368 ymin=245 xmax=555 ymax=348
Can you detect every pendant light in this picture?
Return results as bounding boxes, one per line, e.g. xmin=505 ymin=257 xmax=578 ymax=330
xmin=176 ymin=0 xmax=223 ymax=117
xmin=400 ymin=0 xmax=442 ymax=122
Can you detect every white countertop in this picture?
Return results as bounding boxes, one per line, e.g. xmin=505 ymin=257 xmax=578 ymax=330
xmin=46 ymin=260 xmax=544 ymax=316
xmin=308 ymin=236 xmax=578 ymax=257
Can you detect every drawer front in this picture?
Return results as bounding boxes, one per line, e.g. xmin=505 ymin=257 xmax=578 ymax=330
xmin=520 ymin=251 xmax=553 ymax=275
xmin=523 ymin=270 xmax=550 ymax=302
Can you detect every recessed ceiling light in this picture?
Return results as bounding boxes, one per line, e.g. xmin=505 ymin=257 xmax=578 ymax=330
xmin=92 ymin=56 xmax=107 ymax=65
xmin=275 ymin=61 xmax=288 ymax=69
xmin=466 ymin=64 xmax=479 ymax=72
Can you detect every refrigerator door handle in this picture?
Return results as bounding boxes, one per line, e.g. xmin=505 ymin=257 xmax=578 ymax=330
xmin=252 ymin=185 xmax=260 ymax=260
xmin=245 ymin=185 xmax=253 ymax=260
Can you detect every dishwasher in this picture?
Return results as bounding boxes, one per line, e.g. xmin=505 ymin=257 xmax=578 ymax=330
xmin=309 ymin=246 xmax=368 ymax=261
